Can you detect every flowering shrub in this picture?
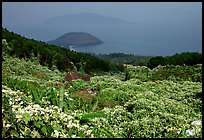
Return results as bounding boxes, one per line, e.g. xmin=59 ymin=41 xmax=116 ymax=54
xmin=89 ymin=78 xmax=202 ymax=138
xmin=126 ymin=65 xmax=152 ymax=81
xmin=126 ymin=64 xmax=202 ymax=82
xmin=2 ymin=55 xmax=202 ymax=138
xmin=2 ymin=85 xmax=95 ymax=138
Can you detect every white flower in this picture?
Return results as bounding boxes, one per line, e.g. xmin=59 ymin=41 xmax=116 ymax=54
xmin=64 ymin=92 xmax=68 ymax=96
xmin=41 ymin=111 xmax=45 ymax=115
xmin=68 ymin=97 xmax=74 ymax=101
xmin=53 ymin=106 xmax=59 ymax=110
xmin=63 ymin=117 xmax=68 ymax=122
xmin=67 ymin=115 xmax=73 ymax=120
xmin=177 ymin=129 xmax=182 ymax=134
xmin=12 ymin=108 xmax=17 ymax=114
xmin=72 ymin=122 xmax=80 ymax=128
xmin=58 ymin=108 xmax=62 ymax=113
xmin=45 ymin=107 xmax=50 ymax=111
xmin=19 ymin=109 xmax=25 ymax=114
xmin=191 ymin=120 xmax=202 ymax=126
xmin=186 ymin=129 xmax=195 ymax=136
xmin=71 ymin=111 xmax=77 ymax=116
xmin=19 ymin=101 xmax=24 ymax=105
xmin=29 ymin=112 xmax=33 ymax=116
xmin=60 ymin=132 xmax=67 ymax=138
xmin=91 ymin=118 xmax=99 ymax=122
xmin=2 ymin=89 xmax=7 ymax=93
xmin=90 ymin=134 xmax=94 ymax=138
xmin=5 ymin=124 xmax=11 ymax=128
xmin=60 ymin=113 xmax=65 ymax=120
xmin=10 ymin=91 xmax=17 ymax=95
xmin=9 ymin=101 xmax=13 ymax=105
xmin=63 ymin=113 xmax=67 ymax=117
xmin=83 ymin=125 xmax=89 ymax=129
xmin=16 ymin=115 xmax=22 ymax=119
xmin=53 ymin=130 xmax=60 ymax=137
xmin=33 ymin=104 xmax=40 ymax=109
xmin=86 ymin=130 xmax=92 ymax=135
xmin=71 ymin=134 xmax=77 ymax=138
xmin=67 ymin=120 xmax=73 ymax=128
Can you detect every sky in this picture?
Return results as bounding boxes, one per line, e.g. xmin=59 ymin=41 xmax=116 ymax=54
xmin=2 ymin=2 xmax=202 ymax=25
xmin=2 ymin=2 xmax=202 ymax=56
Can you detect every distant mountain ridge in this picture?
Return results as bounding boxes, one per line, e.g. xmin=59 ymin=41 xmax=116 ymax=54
xmin=45 ymin=13 xmax=133 ymax=25
xmin=47 ymin=32 xmax=103 ymax=47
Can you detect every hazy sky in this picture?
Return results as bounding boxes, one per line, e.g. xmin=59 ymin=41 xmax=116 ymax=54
xmin=2 ymin=2 xmax=202 ymax=56
xmin=2 ymin=2 xmax=202 ymax=26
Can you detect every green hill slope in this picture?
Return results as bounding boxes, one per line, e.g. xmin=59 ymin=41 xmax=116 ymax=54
xmin=2 ymin=52 xmax=202 ymax=138
xmin=2 ymin=28 xmax=122 ymax=73
xmin=2 ymin=28 xmax=202 ymax=138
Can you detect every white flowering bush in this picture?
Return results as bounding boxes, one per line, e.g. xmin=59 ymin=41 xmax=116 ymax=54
xmin=88 ymin=77 xmax=202 ymax=138
xmin=2 ymin=54 xmax=202 ymax=138
xmin=126 ymin=65 xmax=152 ymax=81
xmin=126 ymin=64 xmax=202 ymax=82
xmin=2 ymin=85 xmax=96 ymax=138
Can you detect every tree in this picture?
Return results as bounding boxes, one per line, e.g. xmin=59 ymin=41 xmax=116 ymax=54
xmin=147 ymin=56 xmax=165 ymax=69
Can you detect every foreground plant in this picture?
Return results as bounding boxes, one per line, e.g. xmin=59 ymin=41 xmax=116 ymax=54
xmin=2 ymin=54 xmax=202 ymax=138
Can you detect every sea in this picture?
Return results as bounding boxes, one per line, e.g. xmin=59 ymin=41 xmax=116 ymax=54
xmin=5 ymin=23 xmax=202 ymax=56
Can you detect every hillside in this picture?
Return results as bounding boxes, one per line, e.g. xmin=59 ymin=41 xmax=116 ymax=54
xmin=2 ymin=27 xmax=202 ymax=138
xmin=97 ymin=53 xmax=152 ymax=66
xmin=2 ymin=53 xmax=202 ymax=138
xmin=47 ymin=32 xmax=103 ymax=48
xmin=97 ymin=52 xmax=202 ymax=68
xmin=2 ymin=28 xmax=122 ymax=73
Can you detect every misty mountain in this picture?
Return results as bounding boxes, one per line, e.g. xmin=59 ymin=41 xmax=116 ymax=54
xmin=47 ymin=32 xmax=103 ymax=47
xmin=44 ymin=13 xmax=133 ymax=25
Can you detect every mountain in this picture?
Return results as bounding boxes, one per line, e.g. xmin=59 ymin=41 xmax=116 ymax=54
xmin=47 ymin=32 xmax=103 ymax=47
xmin=44 ymin=13 xmax=133 ymax=25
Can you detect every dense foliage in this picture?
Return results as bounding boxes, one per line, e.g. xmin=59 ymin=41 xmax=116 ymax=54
xmin=125 ymin=64 xmax=202 ymax=82
xmin=2 ymin=27 xmax=123 ymax=73
xmin=2 ymin=52 xmax=202 ymax=138
xmin=97 ymin=52 xmax=202 ymax=70
xmin=2 ymin=27 xmax=202 ymax=138
xmin=147 ymin=52 xmax=202 ymax=69
xmin=97 ymin=53 xmax=152 ymax=66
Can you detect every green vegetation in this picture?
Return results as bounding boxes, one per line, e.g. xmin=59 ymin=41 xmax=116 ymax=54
xmin=2 ymin=27 xmax=123 ymax=73
xmin=2 ymin=28 xmax=202 ymax=138
xmin=2 ymin=54 xmax=202 ymax=138
xmin=97 ymin=53 xmax=152 ymax=66
xmin=97 ymin=52 xmax=202 ymax=70
xmin=126 ymin=64 xmax=202 ymax=82
xmin=147 ymin=52 xmax=202 ymax=69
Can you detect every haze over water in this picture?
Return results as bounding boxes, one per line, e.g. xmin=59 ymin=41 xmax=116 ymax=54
xmin=2 ymin=2 xmax=202 ymax=56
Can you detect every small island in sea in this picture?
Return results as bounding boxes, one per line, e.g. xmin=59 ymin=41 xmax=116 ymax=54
xmin=47 ymin=32 xmax=103 ymax=48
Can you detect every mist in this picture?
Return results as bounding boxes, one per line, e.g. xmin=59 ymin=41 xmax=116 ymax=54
xmin=2 ymin=2 xmax=202 ymax=56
